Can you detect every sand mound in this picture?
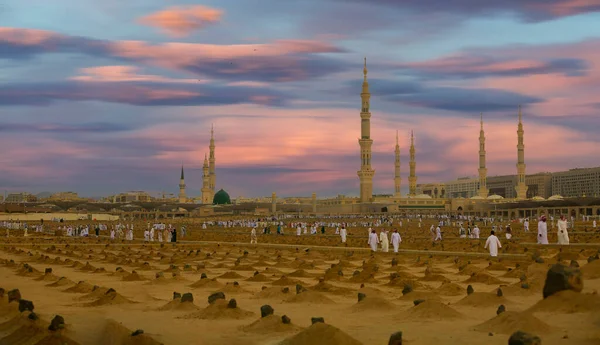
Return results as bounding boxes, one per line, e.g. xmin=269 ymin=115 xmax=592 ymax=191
xmin=285 ymin=290 xmax=335 ymax=304
xmin=582 ymin=259 xmax=600 ymax=279
xmin=400 ymin=300 xmax=463 ymax=321
xmin=398 ymin=291 xmax=441 ymax=302
xmin=457 ymin=265 xmax=482 ymax=276
xmin=0 ymin=313 xmax=76 ymax=345
xmin=350 ymin=296 xmax=396 ymax=313
xmin=157 ymin=299 xmax=199 ymax=312
xmin=46 ymin=277 xmax=75 ymax=287
xmin=218 ymin=272 xmax=244 ymax=279
xmin=218 ymin=282 xmax=248 ymax=294
xmin=473 ymin=311 xmax=554 ymax=334
xmin=357 ymin=286 xmax=384 ymax=296
xmin=231 ymin=264 xmax=256 ymax=271
xmin=84 ymin=290 xmax=135 ymax=307
xmin=78 ymin=286 xmax=110 ymax=300
xmin=79 ymin=262 xmax=96 ymax=271
xmin=122 ymin=272 xmax=146 ymax=281
xmin=527 ymin=290 xmax=600 ymax=313
xmin=486 ymin=263 xmax=508 ymax=271
xmin=463 ymin=271 xmax=505 ymax=285
xmin=435 ymin=282 xmax=465 ymax=296
xmin=419 ymin=273 xmax=450 ymax=282
xmin=502 ymin=267 xmax=527 ymax=279
xmin=241 ymin=314 xmax=303 ymax=334
xmin=189 ymin=278 xmax=224 ymax=289
xmin=179 ymin=299 xmax=254 ymax=320
xmin=245 ymin=273 xmax=272 ymax=282
xmin=101 ymin=319 xmax=163 ymax=345
xmin=253 ymin=287 xmax=292 ymax=299
xmin=279 ymin=322 xmax=363 ymax=345
xmin=455 ymin=292 xmax=509 ymax=307
xmin=63 ymin=281 xmax=96 ymax=293
xmin=288 ymin=269 xmax=313 ymax=278
xmin=272 ymin=276 xmax=304 ymax=286
xmin=34 ymin=273 xmax=59 ymax=282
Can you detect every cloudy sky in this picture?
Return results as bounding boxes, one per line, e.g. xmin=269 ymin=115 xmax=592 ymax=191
xmin=1 ymin=0 xmax=600 ymax=198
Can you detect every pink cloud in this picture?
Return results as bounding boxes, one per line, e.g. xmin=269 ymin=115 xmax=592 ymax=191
xmin=70 ymin=65 xmax=202 ymax=84
xmin=529 ymin=0 xmax=600 ymax=16
xmin=138 ymin=5 xmax=223 ymax=37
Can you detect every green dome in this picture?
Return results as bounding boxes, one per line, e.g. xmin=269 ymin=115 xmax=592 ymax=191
xmin=212 ymin=189 xmax=231 ymax=205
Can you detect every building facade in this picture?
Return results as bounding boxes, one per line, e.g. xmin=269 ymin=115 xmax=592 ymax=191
xmin=552 ymin=167 xmax=600 ymax=198
xmin=444 ymin=177 xmax=479 ymax=199
xmin=4 ymin=192 xmax=37 ymax=203
xmin=526 ymin=172 xmax=553 ymax=199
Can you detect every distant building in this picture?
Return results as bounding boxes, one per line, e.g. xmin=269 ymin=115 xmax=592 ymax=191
xmin=5 ymin=192 xmax=37 ymax=203
xmin=111 ymin=191 xmax=153 ymax=203
xmin=487 ymin=175 xmax=518 ymax=199
xmin=552 ymin=167 xmax=600 ymax=198
xmin=526 ymin=173 xmax=553 ymax=199
xmin=444 ymin=177 xmax=479 ymax=199
xmin=47 ymin=191 xmax=85 ymax=202
xmin=416 ymin=183 xmax=446 ymax=198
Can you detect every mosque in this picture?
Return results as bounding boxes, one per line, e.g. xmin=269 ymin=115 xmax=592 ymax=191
xmin=174 ymin=58 xmax=600 ymax=218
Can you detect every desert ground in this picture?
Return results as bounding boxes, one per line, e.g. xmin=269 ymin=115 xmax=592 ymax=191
xmin=1 ymin=217 xmax=600 ymax=345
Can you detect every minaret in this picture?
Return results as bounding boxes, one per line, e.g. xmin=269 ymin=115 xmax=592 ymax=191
xmin=178 ymin=165 xmax=187 ymax=203
xmin=357 ymin=57 xmax=375 ymax=203
xmin=201 ymin=154 xmax=212 ymax=204
xmin=478 ymin=114 xmax=489 ymax=198
xmin=515 ymin=105 xmax=528 ymax=199
xmin=408 ymin=131 xmax=417 ymax=196
xmin=394 ymin=130 xmax=401 ymax=198
xmin=209 ymin=124 xmax=216 ymax=199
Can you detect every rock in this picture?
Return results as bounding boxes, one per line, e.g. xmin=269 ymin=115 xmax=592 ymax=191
xmin=508 ymin=331 xmax=542 ymax=345
xmin=497 ymin=288 xmax=503 ymax=297
xmin=200 ymin=273 xmax=208 ymax=279
xmin=358 ymin=293 xmax=366 ymax=302
xmin=489 ymin=332 xmax=494 ymax=336
xmin=543 ymin=264 xmax=583 ymax=299
xmin=467 ymin=285 xmax=474 ymax=295
xmin=48 ymin=315 xmax=65 ymax=331
xmin=337 ymin=270 xmax=344 ymax=276
xmin=519 ymin=274 xmax=527 ymax=282
xmin=18 ymin=300 xmax=34 ymax=312
xmin=413 ymin=299 xmax=425 ymax=306
xmin=0 ymin=288 xmax=4 ymax=298
xmin=45 ymin=268 xmax=52 ymax=274
xmin=227 ymin=299 xmax=237 ymax=309
xmin=296 ymin=284 xmax=306 ymax=294
xmin=106 ymin=288 xmax=116 ymax=294
xmin=155 ymin=272 xmax=164 ymax=279
xmin=233 ymin=281 xmax=240 ymax=287
xmin=497 ymin=305 xmax=506 ymax=315
xmin=28 ymin=312 xmax=38 ymax=320
xmin=131 ymin=329 xmax=144 ymax=336
xmin=402 ymin=284 xmax=413 ymax=295
xmin=181 ymin=293 xmax=193 ymax=303
xmin=282 ymin=287 xmax=290 ymax=293
xmin=261 ymin=305 xmax=274 ymax=318
xmin=391 ymin=258 xmax=398 ymax=267
xmin=173 ymin=292 xmax=181 ymax=300
xmin=388 ymin=331 xmax=403 ymax=345
xmin=535 ymin=257 xmax=545 ymax=264
xmin=208 ymin=292 xmax=225 ymax=305
xmin=353 ymin=270 xmax=360 ymax=277
xmin=569 ymin=260 xmax=579 ymax=268
xmin=254 ymin=271 xmax=259 ymax=276
xmin=7 ymin=289 xmax=21 ymax=303
xmin=311 ymin=317 xmax=325 ymax=324
xmin=281 ymin=315 xmax=291 ymax=324
xmin=521 ymin=283 xmax=530 ymax=289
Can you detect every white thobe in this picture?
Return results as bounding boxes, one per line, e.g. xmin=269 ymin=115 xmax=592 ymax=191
xmin=380 ymin=232 xmax=389 ymax=252
xmin=434 ymin=227 xmax=442 ymax=241
xmin=340 ymin=228 xmax=347 ymax=243
xmin=593 ymin=220 xmax=597 ymax=228
xmin=484 ymin=235 xmax=502 ymax=257
xmin=557 ymin=220 xmax=569 ymax=245
xmin=368 ymin=233 xmax=379 ymax=252
xmin=537 ymin=221 xmax=549 ymax=244
xmin=391 ymin=232 xmax=401 ymax=252
xmin=472 ymin=227 xmax=480 ymax=239
xmin=296 ymin=227 xmax=302 ymax=236
xmin=250 ymin=228 xmax=257 ymax=244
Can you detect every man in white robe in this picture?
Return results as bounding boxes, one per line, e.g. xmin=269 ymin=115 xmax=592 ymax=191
xmin=368 ymin=230 xmax=379 ymax=252
xmin=250 ymin=228 xmax=257 ymax=244
xmin=557 ymin=215 xmax=569 ymax=245
xmin=537 ymin=215 xmax=549 ymax=244
xmin=472 ymin=225 xmax=480 ymax=239
xmin=484 ymin=231 xmax=502 ymax=257
xmin=391 ymin=229 xmax=401 ymax=253
xmin=593 ymin=219 xmax=597 ymax=229
xmin=340 ymin=226 xmax=347 ymax=243
xmin=380 ymin=230 xmax=389 ymax=252
xmin=523 ymin=219 xmax=529 ymax=232
xmin=434 ymin=226 xmax=442 ymax=241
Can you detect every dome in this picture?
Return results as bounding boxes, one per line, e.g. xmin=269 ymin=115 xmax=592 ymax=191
xmin=487 ymin=194 xmax=504 ymax=200
xmin=470 ymin=196 xmax=485 ymax=200
xmin=548 ymin=194 xmax=563 ymax=201
xmin=212 ymin=189 xmax=231 ymax=205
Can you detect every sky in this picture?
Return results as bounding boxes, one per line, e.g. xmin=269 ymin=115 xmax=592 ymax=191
xmin=1 ymin=0 xmax=600 ymax=199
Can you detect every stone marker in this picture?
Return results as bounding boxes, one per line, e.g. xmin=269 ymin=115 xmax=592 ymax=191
xmin=467 ymin=285 xmax=474 ymax=295
xmin=173 ymin=292 xmax=181 ymax=300
xmin=48 ymin=315 xmax=65 ymax=331
xmin=181 ymin=293 xmax=193 ymax=303
xmin=497 ymin=305 xmax=506 ymax=315
xmin=261 ymin=305 xmax=274 ymax=318
xmin=227 ymin=299 xmax=237 ymax=309
xmin=388 ymin=331 xmax=403 ymax=345
xmin=131 ymin=329 xmax=144 ymax=336
xmin=413 ymin=299 xmax=425 ymax=306
xmin=281 ymin=315 xmax=291 ymax=324
xmin=208 ymin=292 xmax=225 ymax=305
xmin=358 ymin=293 xmax=366 ymax=302
xmin=311 ymin=317 xmax=325 ymax=324
xmin=508 ymin=331 xmax=542 ymax=345
xmin=497 ymin=288 xmax=503 ymax=297
xmin=18 ymin=300 xmax=34 ymax=312
xmin=402 ymin=284 xmax=413 ymax=295
xmin=542 ymin=264 xmax=583 ymax=299
xmin=7 ymin=289 xmax=21 ymax=303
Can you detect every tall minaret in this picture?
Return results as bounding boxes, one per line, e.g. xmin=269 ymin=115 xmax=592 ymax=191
xmin=478 ymin=114 xmax=489 ymax=198
xmin=357 ymin=57 xmax=375 ymax=203
xmin=201 ymin=154 xmax=212 ymax=204
xmin=408 ymin=130 xmax=417 ymax=196
xmin=515 ymin=105 xmax=528 ymax=200
xmin=209 ymin=124 xmax=216 ymax=199
xmin=394 ymin=130 xmax=401 ymax=198
xmin=178 ymin=165 xmax=187 ymax=203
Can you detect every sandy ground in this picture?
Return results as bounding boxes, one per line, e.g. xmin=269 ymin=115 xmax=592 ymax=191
xmin=1 ymin=219 xmax=600 ymax=345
